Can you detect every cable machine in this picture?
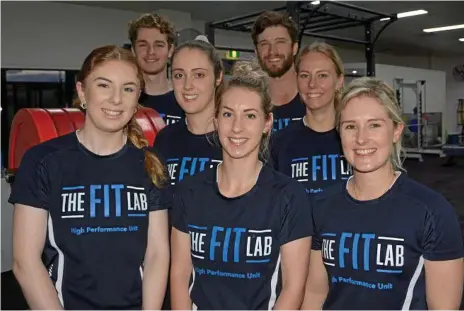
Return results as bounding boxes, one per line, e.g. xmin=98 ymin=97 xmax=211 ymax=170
xmin=393 ymin=78 xmax=445 ymax=162
xmin=205 ymin=1 xmax=398 ymax=76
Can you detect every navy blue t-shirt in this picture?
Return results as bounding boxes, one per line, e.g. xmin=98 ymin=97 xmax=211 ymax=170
xmin=139 ymin=90 xmax=184 ymax=125
xmin=8 ymin=132 xmax=171 ymax=310
xmin=171 ymin=165 xmax=313 ymax=310
xmin=272 ymin=94 xmax=306 ymax=132
xmin=271 ymin=120 xmax=351 ymax=195
xmin=311 ymin=173 xmax=464 ymax=310
xmin=152 ymin=120 xmax=223 ymax=189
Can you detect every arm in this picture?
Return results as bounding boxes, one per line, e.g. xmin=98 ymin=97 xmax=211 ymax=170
xmin=142 ymin=209 xmax=170 ymax=310
xmin=274 ymin=183 xmax=314 ymax=310
xmin=170 ymin=228 xmax=193 ymax=310
xmin=422 ymin=196 xmax=464 ymax=309
xmin=301 ymin=250 xmax=329 ymax=310
xmin=13 ymin=204 xmax=63 ymax=310
xmin=425 ymin=258 xmax=463 ymax=309
xmin=273 ymin=237 xmax=311 ymax=310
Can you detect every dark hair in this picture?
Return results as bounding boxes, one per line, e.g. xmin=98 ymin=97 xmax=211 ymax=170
xmin=171 ymin=39 xmax=225 ymax=103
xmin=251 ymin=11 xmax=298 ymax=46
xmin=128 ymin=13 xmax=176 ymax=47
xmin=73 ymin=45 xmax=167 ymax=188
xmin=216 ymin=60 xmax=274 ymax=161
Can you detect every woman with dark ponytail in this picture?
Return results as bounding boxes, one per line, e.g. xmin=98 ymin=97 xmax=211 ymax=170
xmin=9 ymin=45 xmax=170 ymax=310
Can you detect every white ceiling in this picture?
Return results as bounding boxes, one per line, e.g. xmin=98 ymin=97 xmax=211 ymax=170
xmin=64 ymin=1 xmax=464 ymax=57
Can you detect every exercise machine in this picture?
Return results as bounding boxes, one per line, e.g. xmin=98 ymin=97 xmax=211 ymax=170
xmin=393 ymin=78 xmax=445 ymax=162
xmin=442 ymin=99 xmax=464 ymax=165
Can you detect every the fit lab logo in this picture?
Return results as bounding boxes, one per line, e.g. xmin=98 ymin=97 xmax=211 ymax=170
xmin=61 ymin=184 xmax=147 ymax=219
xmin=322 ymin=232 xmax=405 ymax=290
xmin=166 ymin=157 xmax=221 ymax=185
xmin=291 ymin=154 xmax=352 ymax=193
xmin=188 ymin=224 xmax=274 ymax=280
xmin=159 ymin=113 xmax=182 ymax=126
xmin=273 ymin=117 xmax=302 ymax=131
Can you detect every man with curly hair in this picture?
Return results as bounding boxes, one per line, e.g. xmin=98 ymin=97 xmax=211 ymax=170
xmin=128 ymin=13 xmax=184 ymax=125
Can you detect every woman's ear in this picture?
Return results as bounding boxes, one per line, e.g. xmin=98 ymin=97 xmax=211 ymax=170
xmin=393 ymin=122 xmax=405 ymax=143
xmin=216 ymin=71 xmax=224 ymax=87
xmin=263 ymin=113 xmax=274 ymax=135
xmin=76 ymin=81 xmax=86 ymax=104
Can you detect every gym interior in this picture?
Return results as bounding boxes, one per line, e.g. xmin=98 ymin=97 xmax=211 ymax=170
xmin=1 ymin=1 xmax=463 ymax=309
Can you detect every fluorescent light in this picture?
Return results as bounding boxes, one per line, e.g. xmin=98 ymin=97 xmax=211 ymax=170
xmin=311 ymin=1 xmax=320 ymax=5
xmin=459 ymin=38 xmax=464 ymax=42
xmin=352 ymin=70 xmax=358 ymax=74
xmin=380 ymin=9 xmax=428 ymax=21
xmin=398 ymin=9 xmax=428 ymax=18
xmin=423 ymin=24 xmax=464 ymax=33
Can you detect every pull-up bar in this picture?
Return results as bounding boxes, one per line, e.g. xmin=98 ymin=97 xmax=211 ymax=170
xmin=205 ymin=1 xmax=398 ymax=76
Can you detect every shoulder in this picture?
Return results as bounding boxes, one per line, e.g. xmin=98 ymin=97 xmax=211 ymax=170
xmin=397 ymin=173 xmax=455 ymax=214
xmin=271 ymin=121 xmax=305 ymax=145
xmin=154 ymin=121 xmax=185 ymax=146
xmin=175 ymin=167 xmax=214 ymax=195
xmin=157 ymin=120 xmax=185 ymax=138
xmin=310 ymin=181 xmax=346 ymax=216
xmin=262 ymin=166 xmax=308 ymax=201
xmin=19 ymin=133 xmax=77 ymax=168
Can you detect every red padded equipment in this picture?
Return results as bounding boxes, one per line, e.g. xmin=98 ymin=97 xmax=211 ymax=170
xmin=9 ymin=107 xmax=165 ymax=170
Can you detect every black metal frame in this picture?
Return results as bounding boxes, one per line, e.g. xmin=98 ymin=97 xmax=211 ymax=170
xmin=205 ymin=1 xmax=398 ymax=76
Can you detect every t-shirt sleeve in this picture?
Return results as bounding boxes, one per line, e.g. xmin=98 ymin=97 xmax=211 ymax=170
xmin=310 ymin=198 xmax=323 ymax=251
xmin=148 ymin=184 xmax=172 ymax=212
xmin=279 ymin=182 xmax=314 ymax=246
xmin=422 ymin=197 xmax=464 ymax=261
xmin=8 ymin=147 xmax=51 ymax=210
xmin=170 ymin=187 xmax=189 ymax=233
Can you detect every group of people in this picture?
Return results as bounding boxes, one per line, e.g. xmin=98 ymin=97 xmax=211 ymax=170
xmin=9 ymin=10 xmax=464 ymax=311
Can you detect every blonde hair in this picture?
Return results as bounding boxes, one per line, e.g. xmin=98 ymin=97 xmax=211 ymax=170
xmin=73 ymin=45 xmax=168 ymax=188
xmin=337 ymin=77 xmax=405 ymax=171
xmin=295 ymin=41 xmax=345 ymax=108
xmin=215 ymin=60 xmax=273 ymax=161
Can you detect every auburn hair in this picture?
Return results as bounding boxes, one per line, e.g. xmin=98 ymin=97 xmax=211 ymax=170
xmin=73 ymin=45 xmax=167 ymax=188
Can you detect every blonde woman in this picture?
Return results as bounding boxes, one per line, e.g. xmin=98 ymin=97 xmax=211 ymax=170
xmin=303 ymin=77 xmax=464 ymax=309
xmin=170 ymin=62 xmax=312 ymax=310
xmin=271 ymin=42 xmax=350 ymax=196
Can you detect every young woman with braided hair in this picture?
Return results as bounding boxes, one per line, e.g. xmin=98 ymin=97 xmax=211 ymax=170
xmin=9 ymin=45 xmax=170 ymax=310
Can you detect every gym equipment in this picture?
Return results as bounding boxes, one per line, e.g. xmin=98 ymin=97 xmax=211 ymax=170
xmin=8 ymin=107 xmax=166 ymax=172
xmin=442 ymin=99 xmax=464 ymax=165
xmin=205 ymin=1 xmax=397 ymax=77
xmin=393 ymin=78 xmax=445 ymax=162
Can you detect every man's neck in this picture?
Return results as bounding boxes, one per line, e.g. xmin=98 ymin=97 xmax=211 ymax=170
xmin=144 ymin=70 xmax=171 ymax=96
xmin=269 ymin=67 xmax=298 ymax=106
xmin=305 ymin=103 xmax=336 ymax=132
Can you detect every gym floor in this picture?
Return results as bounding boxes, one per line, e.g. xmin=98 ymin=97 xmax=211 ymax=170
xmin=2 ymin=155 xmax=464 ymax=310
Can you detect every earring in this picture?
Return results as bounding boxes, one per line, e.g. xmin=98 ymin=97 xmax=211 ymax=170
xmin=80 ymin=101 xmax=87 ymax=110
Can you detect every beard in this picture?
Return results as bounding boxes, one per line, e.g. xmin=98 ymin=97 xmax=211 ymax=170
xmin=258 ymin=53 xmax=294 ymax=78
